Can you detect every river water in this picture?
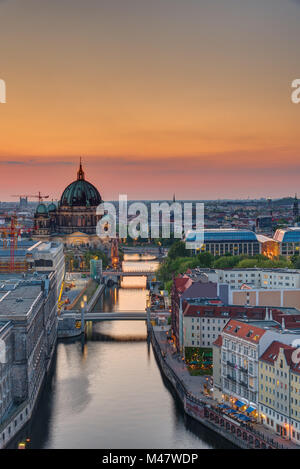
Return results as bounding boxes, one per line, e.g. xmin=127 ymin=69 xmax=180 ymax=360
xmin=9 ymin=257 xmax=233 ymax=449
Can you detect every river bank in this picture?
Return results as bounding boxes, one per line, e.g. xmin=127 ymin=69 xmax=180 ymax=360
xmin=150 ymin=327 xmax=297 ymax=450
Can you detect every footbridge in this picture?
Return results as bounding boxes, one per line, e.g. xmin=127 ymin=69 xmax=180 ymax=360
xmin=63 ymin=310 xmax=148 ymax=321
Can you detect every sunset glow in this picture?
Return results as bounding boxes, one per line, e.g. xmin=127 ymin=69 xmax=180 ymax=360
xmin=1 ymin=0 xmax=300 ymax=200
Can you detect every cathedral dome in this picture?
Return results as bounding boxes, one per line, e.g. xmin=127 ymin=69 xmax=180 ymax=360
xmin=36 ymin=203 xmax=48 ymax=215
xmin=48 ymin=202 xmax=57 ymax=212
xmin=60 ymin=160 xmax=102 ymax=207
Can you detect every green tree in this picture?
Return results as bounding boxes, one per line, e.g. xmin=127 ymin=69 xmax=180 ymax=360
xmin=167 ymin=240 xmax=189 ymax=259
xmin=197 ymin=251 xmax=214 ymax=267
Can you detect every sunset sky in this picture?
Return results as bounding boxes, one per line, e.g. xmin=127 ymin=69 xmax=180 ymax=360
xmin=0 ymin=0 xmax=300 ymax=201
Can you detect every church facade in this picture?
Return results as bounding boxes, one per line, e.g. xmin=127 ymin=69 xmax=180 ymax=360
xmin=34 ymin=160 xmax=105 ymax=246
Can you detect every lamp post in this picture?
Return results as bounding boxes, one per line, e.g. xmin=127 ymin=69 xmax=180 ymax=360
xmin=80 ymin=294 xmax=88 ymax=334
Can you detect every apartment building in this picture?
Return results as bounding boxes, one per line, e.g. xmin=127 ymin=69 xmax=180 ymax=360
xmin=219 ymin=319 xmax=299 ymax=412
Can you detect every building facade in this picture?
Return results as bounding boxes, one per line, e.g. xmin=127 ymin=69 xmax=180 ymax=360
xmin=0 ymin=272 xmax=57 ymax=447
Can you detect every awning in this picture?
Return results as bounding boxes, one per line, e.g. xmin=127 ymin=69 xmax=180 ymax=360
xmin=245 ymin=406 xmax=256 ymax=413
xmin=234 ymin=400 xmax=244 ymax=408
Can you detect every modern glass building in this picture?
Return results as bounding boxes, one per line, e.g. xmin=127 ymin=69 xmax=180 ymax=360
xmin=185 ymin=229 xmax=261 ymax=256
xmin=273 ymin=228 xmax=300 ymax=256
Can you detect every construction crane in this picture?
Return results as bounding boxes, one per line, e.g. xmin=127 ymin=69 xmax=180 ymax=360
xmin=11 ymin=192 xmax=49 ymax=203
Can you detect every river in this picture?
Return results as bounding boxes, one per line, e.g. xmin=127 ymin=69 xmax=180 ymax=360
xmin=8 ymin=256 xmax=234 ymax=449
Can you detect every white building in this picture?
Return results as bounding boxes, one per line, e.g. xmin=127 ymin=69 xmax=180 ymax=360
xmin=220 ymin=319 xmax=300 ymax=412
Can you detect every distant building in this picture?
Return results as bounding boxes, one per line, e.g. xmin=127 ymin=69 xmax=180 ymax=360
xmin=293 ymin=195 xmax=299 ymax=224
xmin=273 ymin=227 xmax=300 ymax=257
xmin=256 ymin=215 xmax=273 ymax=233
xmin=185 ymin=228 xmax=273 ymax=257
xmin=90 ymin=259 xmax=102 ymax=281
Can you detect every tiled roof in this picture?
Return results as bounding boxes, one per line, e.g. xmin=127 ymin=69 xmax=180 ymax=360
xmin=223 ymin=319 xmax=267 ymax=344
xmin=213 ymin=335 xmax=222 ymax=347
xmin=260 ymin=341 xmax=295 ymax=366
xmin=174 ymin=276 xmax=192 ymax=294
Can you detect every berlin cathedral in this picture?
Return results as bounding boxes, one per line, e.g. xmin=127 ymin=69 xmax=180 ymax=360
xmin=33 ymin=160 xmax=105 ymax=246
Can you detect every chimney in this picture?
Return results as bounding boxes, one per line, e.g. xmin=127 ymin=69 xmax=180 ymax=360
xmin=269 ymin=309 xmax=273 ymax=321
xmin=282 ymin=317 xmax=285 ymax=329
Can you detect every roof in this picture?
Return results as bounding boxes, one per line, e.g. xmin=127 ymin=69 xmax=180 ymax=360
xmin=213 ymin=335 xmax=223 ymax=347
xmin=260 ymin=341 xmax=295 ymax=366
xmin=60 ymin=161 xmax=102 ymax=207
xmin=0 ymin=285 xmax=42 ymax=317
xmin=181 ymin=281 xmax=218 ymax=301
xmin=174 ymin=276 xmax=193 ymax=294
xmin=223 ymin=319 xmax=267 ymax=344
xmin=186 ymin=229 xmax=259 ymax=243
xmin=274 ymin=228 xmax=300 ymax=243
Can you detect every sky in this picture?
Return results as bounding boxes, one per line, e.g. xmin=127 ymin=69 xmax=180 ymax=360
xmin=0 ymin=0 xmax=300 ymax=201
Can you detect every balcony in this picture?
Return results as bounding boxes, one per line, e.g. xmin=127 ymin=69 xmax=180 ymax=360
xmin=239 ymin=365 xmax=248 ymax=373
xmin=227 ymin=374 xmax=237 ymax=383
xmin=227 ymin=360 xmax=236 ymax=368
xmin=239 ymin=380 xmax=248 ymax=388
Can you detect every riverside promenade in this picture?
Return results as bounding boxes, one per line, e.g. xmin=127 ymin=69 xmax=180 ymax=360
xmin=152 ymin=328 xmax=298 ymax=450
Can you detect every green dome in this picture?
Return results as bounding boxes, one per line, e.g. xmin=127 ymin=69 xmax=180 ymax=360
xmin=36 ymin=203 xmax=48 ymax=215
xmin=48 ymin=202 xmax=57 ymax=212
xmin=60 ymin=161 xmax=102 ymax=207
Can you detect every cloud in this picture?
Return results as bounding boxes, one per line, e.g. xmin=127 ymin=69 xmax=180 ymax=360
xmin=0 ymin=158 xmax=73 ymax=166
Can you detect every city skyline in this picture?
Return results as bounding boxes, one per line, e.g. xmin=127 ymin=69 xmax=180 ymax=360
xmin=1 ymin=0 xmax=300 ymax=200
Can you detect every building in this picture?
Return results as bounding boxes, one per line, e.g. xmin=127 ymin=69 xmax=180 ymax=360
xmin=183 ymin=303 xmax=270 ymax=350
xmin=216 ymin=268 xmax=300 ymax=290
xmin=212 ymin=335 xmax=223 ymax=402
xmin=0 ymin=239 xmax=37 ymax=273
xmin=0 ymin=321 xmax=13 ymax=424
xmin=34 ymin=160 xmax=104 ymax=245
xmin=90 ymin=259 xmax=102 ymax=281
xmin=273 ymin=227 xmax=300 ymax=257
xmin=259 ymin=341 xmax=294 ymax=438
xmin=184 ymin=267 xmax=300 ymax=310
xmin=26 ymin=241 xmax=65 ymax=299
xmin=293 ymin=195 xmax=299 ymax=224
xmin=0 ymin=271 xmax=57 ymax=448
xmin=219 ymin=318 xmax=300 ymax=415
xmin=185 ymin=228 xmax=273 ymax=257
xmin=256 ymin=215 xmax=273 ymax=233
xmin=170 ymin=275 xmax=193 ymax=352
xmin=258 ymin=340 xmax=300 ymax=445
xmin=0 ymin=239 xmax=64 ymax=303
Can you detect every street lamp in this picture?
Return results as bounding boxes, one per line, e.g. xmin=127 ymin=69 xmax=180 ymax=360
xmin=80 ymin=297 xmax=87 ymax=334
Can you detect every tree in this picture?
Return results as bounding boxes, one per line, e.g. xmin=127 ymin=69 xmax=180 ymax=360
xmin=167 ymin=240 xmax=189 ymax=259
xmin=197 ymin=251 xmax=214 ymax=267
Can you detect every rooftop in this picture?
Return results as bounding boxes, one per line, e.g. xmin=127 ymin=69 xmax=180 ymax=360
xmin=223 ymin=318 xmax=267 ymax=343
xmin=186 ymin=228 xmax=259 ymax=243
xmin=0 ymin=284 xmax=42 ymax=317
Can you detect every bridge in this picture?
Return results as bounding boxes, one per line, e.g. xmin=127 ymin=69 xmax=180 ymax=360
xmin=102 ymin=270 xmax=157 ymax=277
xmin=63 ymin=310 xmax=148 ymax=321
xmin=63 ymin=309 xmax=169 ymax=321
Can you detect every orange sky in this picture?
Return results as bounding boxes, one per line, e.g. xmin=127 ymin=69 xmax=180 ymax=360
xmin=0 ymin=0 xmax=300 ymax=200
